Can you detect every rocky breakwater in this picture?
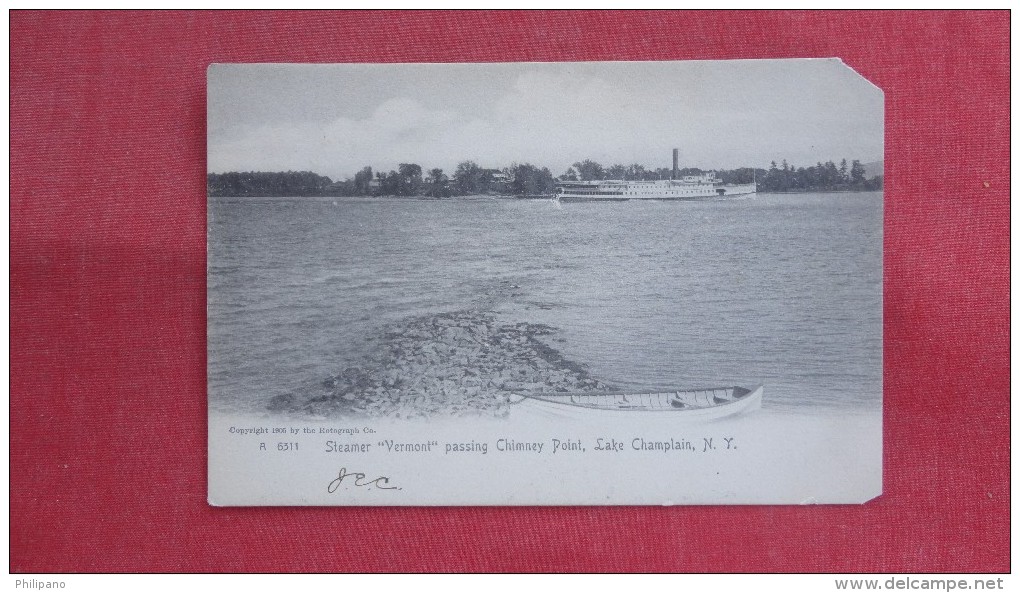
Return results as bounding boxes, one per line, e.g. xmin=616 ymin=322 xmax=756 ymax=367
xmin=268 ymin=311 xmax=613 ymax=419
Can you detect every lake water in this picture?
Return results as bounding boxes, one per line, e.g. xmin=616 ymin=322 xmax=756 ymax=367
xmin=208 ymin=192 xmax=882 ymax=417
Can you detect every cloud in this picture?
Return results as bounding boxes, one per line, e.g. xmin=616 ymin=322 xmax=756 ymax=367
xmin=208 ymin=70 xmax=681 ymax=179
xmin=211 ymin=96 xmax=497 ymax=179
xmin=209 ymin=63 xmax=883 ymax=179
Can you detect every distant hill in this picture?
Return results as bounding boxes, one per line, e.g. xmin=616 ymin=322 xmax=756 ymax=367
xmin=863 ymin=160 xmax=884 ymax=178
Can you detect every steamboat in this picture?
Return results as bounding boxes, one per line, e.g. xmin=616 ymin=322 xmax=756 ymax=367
xmin=556 ymin=149 xmax=756 ymax=202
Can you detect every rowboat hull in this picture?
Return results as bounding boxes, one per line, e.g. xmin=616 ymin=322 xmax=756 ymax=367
xmin=510 ymin=385 xmax=763 ymax=421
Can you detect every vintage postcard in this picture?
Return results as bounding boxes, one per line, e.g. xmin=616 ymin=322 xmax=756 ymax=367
xmin=207 ymin=60 xmax=883 ymax=505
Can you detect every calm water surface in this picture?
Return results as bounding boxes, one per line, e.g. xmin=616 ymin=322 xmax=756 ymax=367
xmin=208 ymin=193 xmax=882 ymax=416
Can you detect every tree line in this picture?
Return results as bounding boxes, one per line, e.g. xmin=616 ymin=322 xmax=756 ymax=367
xmin=207 ymin=157 xmax=881 ymax=198
xmin=207 ymin=161 xmax=556 ymax=198
xmin=206 ymin=170 xmax=334 ymax=197
xmin=756 ymin=159 xmax=883 ymax=192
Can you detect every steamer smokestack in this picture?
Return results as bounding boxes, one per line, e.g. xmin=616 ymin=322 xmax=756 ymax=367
xmin=672 ymin=148 xmax=679 ymax=180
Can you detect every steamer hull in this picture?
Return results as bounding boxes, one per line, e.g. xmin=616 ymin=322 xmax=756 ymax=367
xmin=558 ymin=181 xmax=757 ymax=201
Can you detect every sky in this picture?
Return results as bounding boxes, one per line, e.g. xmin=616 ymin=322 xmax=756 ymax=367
xmin=207 ymin=60 xmax=884 ymax=181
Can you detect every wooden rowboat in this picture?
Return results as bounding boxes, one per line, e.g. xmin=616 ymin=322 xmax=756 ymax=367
xmin=510 ymin=384 xmax=763 ymax=420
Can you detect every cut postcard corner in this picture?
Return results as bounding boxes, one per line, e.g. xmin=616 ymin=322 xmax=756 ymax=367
xmin=831 ymin=56 xmax=885 ymax=97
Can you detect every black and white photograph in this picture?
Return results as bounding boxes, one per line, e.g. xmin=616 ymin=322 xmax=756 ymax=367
xmin=207 ymin=60 xmax=883 ymax=505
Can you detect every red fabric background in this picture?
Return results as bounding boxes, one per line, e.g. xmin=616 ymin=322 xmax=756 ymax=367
xmin=9 ymin=11 xmax=1009 ymax=573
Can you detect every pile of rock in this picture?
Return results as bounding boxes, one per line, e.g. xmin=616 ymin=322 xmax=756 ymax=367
xmin=268 ymin=310 xmax=612 ymax=419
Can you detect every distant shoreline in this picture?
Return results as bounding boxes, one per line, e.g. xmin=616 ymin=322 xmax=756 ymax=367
xmin=210 ymin=190 xmax=881 ymax=200
xmin=207 ymin=158 xmax=883 ymax=199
